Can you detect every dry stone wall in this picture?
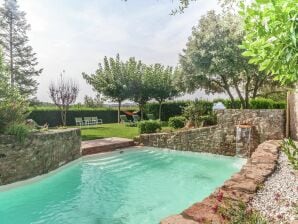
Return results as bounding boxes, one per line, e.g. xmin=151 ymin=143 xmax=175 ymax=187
xmin=0 ymin=128 xmax=81 ymax=186
xmin=140 ymin=109 xmax=285 ymax=156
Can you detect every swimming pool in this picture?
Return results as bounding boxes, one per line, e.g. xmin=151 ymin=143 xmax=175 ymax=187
xmin=0 ymin=147 xmax=246 ymax=224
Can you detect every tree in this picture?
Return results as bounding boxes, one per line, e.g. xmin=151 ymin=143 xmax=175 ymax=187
xmin=0 ymin=0 xmax=42 ymax=97
xmin=149 ymin=64 xmax=180 ymax=120
xmin=0 ymin=48 xmax=29 ymax=133
xmin=82 ymin=54 xmax=130 ymax=123
xmin=178 ymin=10 xmax=272 ymax=109
xmin=84 ymin=94 xmax=103 ymax=108
xmin=240 ymin=0 xmax=298 ymax=84
xmin=49 ymin=73 xmax=79 ymax=126
xmin=126 ymin=58 xmax=153 ymax=120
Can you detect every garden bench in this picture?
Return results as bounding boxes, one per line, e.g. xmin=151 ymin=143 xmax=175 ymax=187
xmin=91 ymin=117 xmax=103 ymax=125
xmin=75 ymin=117 xmax=84 ymax=126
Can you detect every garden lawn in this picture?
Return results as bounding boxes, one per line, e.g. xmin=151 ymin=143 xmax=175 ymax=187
xmin=80 ymin=123 xmax=139 ymax=141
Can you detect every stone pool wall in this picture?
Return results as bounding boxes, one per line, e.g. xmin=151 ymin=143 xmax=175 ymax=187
xmin=0 ymin=128 xmax=81 ymax=186
xmin=139 ymin=109 xmax=285 ymax=156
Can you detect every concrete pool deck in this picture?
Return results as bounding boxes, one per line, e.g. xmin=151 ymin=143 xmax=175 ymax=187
xmin=81 ymin=137 xmax=135 ymax=155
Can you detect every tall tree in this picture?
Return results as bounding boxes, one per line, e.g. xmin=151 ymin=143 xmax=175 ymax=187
xmin=0 ymin=0 xmax=42 ymax=97
xmin=150 ymin=64 xmax=180 ymax=120
xmin=126 ymin=58 xmax=152 ymax=120
xmin=82 ymin=54 xmax=130 ymax=123
xmin=241 ymin=0 xmax=297 ymax=84
xmin=178 ymin=10 xmax=272 ymax=109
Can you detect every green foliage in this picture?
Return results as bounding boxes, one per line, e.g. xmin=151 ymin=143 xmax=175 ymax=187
xmin=0 ymin=0 xmax=42 ymax=97
xmin=241 ymin=0 xmax=298 ymax=83
xmin=282 ymin=138 xmax=298 ymax=170
xmin=183 ymin=100 xmax=213 ymax=127
xmin=145 ymin=100 xmax=213 ymax=121
xmin=219 ymin=200 xmax=267 ymax=224
xmin=178 ymin=10 xmax=270 ymax=109
xmin=215 ymin=98 xmax=286 ymax=109
xmin=148 ymin=64 xmax=180 ymax=120
xmin=5 ymin=123 xmax=30 ymax=143
xmin=145 ymin=101 xmax=189 ymax=121
xmin=200 ymin=114 xmax=217 ymax=126
xmin=138 ymin=120 xmax=162 ymax=134
xmin=0 ymin=55 xmax=30 ymax=133
xmin=83 ymin=54 xmax=132 ymax=122
xmin=168 ymin=116 xmax=186 ymax=129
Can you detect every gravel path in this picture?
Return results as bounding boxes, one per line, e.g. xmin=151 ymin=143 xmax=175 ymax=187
xmin=251 ymin=152 xmax=298 ymax=224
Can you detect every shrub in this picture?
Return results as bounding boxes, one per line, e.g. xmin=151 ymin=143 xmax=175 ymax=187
xmin=282 ymin=138 xmax=298 ymax=170
xmin=200 ymin=114 xmax=217 ymax=126
xmin=168 ymin=116 xmax=186 ymax=129
xmin=0 ymin=86 xmax=30 ymax=133
xmin=5 ymin=123 xmax=31 ymax=143
xmin=183 ymin=99 xmax=213 ymax=127
xmin=138 ymin=120 xmax=162 ymax=134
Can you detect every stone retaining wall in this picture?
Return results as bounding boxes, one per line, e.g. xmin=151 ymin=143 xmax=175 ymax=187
xmin=161 ymin=140 xmax=281 ymax=224
xmin=0 ymin=128 xmax=81 ymax=186
xmin=140 ymin=109 xmax=285 ymax=156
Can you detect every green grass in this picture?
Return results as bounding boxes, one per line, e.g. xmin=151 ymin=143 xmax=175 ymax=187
xmin=80 ymin=123 xmax=174 ymax=141
xmin=80 ymin=123 xmax=139 ymax=141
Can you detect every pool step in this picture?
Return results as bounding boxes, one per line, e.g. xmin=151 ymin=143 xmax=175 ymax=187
xmin=81 ymin=137 xmax=135 ymax=156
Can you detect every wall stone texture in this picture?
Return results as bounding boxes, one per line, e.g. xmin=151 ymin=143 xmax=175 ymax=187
xmin=140 ymin=109 xmax=285 ymax=156
xmin=0 ymin=128 xmax=81 ymax=186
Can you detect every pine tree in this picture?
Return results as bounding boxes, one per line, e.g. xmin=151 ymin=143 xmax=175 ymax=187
xmin=0 ymin=0 xmax=42 ymax=97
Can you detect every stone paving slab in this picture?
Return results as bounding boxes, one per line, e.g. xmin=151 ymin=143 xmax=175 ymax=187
xmin=81 ymin=137 xmax=135 ymax=155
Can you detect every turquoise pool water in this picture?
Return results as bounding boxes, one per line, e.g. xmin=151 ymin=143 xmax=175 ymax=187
xmin=0 ymin=147 xmax=245 ymax=224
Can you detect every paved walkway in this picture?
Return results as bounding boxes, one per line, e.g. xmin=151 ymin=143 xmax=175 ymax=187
xmin=81 ymin=137 xmax=135 ymax=155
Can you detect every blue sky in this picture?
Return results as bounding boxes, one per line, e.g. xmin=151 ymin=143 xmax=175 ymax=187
xmin=16 ymin=0 xmax=222 ymax=102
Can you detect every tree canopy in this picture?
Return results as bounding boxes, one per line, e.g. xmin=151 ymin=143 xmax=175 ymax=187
xmin=241 ymin=0 xmax=298 ymax=84
xmin=83 ymin=54 xmax=131 ymax=122
xmin=178 ymin=10 xmax=273 ymax=108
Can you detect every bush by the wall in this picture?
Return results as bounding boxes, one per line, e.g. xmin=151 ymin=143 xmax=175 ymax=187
xmin=5 ymin=123 xmax=31 ymax=143
xmin=138 ymin=120 xmax=162 ymax=134
xmin=168 ymin=116 xmax=186 ymax=129
xmin=200 ymin=114 xmax=217 ymax=126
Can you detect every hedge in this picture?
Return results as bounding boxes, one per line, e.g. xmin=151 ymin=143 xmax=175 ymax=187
xmin=215 ymin=98 xmax=286 ymax=109
xmin=28 ymin=109 xmax=119 ymax=127
xmin=29 ymin=98 xmax=286 ymax=126
xmin=138 ymin=120 xmax=162 ymax=134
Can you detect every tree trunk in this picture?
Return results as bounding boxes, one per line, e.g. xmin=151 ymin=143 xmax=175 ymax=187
xmin=234 ymin=82 xmax=246 ymax=109
xmin=61 ymin=110 xmax=66 ymax=126
xmin=9 ymin=12 xmax=14 ymax=87
xmin=118 ymin=100 xmax=121 ymax=123
xmin=158 ymin=101 xmax=163 ymax=121
xmin=224 ymin=86 xmax=236 ymax=108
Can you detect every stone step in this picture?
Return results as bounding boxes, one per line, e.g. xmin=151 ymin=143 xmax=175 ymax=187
xmin=81 ymin=137 xmax=135 ymax=156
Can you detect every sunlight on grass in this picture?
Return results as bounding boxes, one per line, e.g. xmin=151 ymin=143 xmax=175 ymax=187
xmin=80 ymin=123 xmax=139 ymax=141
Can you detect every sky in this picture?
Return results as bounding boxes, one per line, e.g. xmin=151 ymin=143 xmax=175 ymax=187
xmin=13 ymin=0 xmax=224 ymax=102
